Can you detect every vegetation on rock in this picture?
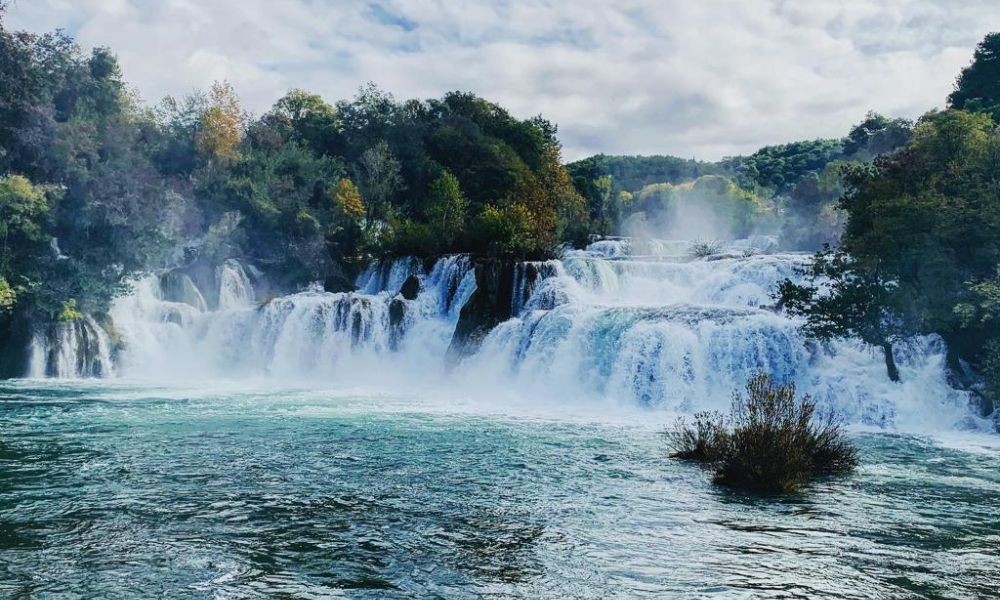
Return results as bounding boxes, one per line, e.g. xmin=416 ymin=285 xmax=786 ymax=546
xmin=669 ymin=373 xmax=858 ymax=493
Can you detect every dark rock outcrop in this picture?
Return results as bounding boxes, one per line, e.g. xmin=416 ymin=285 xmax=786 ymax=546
xmin=159 ymin=271 xmax=207 ymax=311
xmin=388 ymin=297 xmax=408 ymax=351
xmin=400 ymin=275 xmax=421 ymax=301
xmin=446 ymin=259 xmax=548 ymax=363
xmin=324 ymin=271 xmax=355 ymax=294
xmin=0 ymin=315 xmax=32 ymax=378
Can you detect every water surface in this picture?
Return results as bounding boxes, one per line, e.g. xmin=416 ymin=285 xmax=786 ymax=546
xmin=1 ymin=380 xmax=998 ymax=598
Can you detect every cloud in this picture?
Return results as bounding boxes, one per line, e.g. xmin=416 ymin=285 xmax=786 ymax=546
xmin=6 ymin=0 xmax=1000 ymax=160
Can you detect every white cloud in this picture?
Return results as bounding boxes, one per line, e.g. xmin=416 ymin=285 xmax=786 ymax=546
xmin=6 ymin=0 xmax=1000 ymax=160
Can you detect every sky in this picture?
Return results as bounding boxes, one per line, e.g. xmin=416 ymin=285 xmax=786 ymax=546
xmin=6 ymin=0 xmax=1000 ymax=161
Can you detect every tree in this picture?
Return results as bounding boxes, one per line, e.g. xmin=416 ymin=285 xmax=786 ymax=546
xmin=471 ymin=203 xmax=535 ymax=258
xmin=196 ymin=81 xmax=243 ymax=161
xmin=778 ymin=247 xmax=911 ymax=382
xmin=354 ymin=140 xmax=403 ymax=232
xmin=425 ymin=170 xmax=467 ymax=249
xmin=332 ymin=177 xmax=365 ymax=220
xmin=842 ymin=112 xmax=913 ymax=159
xmin=0 ymin=175 xmax=49 ymax=311
xmin=271 ymin=89 xmax=341 ymax=154
xmin=949 ymin=32 xmax=1000 ymax=120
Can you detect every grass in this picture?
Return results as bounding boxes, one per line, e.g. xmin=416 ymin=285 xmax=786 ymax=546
xmin=669 ymin=373 xmax=858 ymax=493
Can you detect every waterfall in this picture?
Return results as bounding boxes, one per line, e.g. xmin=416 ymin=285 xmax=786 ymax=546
xmin=216 ymin=259 xmax=256 ymax=310
xmin=30 ymin=242 xmax=981 ymax=429
xmin=453 ymin=241 xmax=976 ymax=429
xmin=108 ymin=256 xmax=476 ymax=380
xmin=28 ymin=315 xmax=115 ymax=378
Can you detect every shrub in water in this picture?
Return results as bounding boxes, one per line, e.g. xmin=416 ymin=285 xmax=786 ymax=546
xmin=688 ymin=240 xmax=724 ymax=258
xmin=669 ymin=373 xmax=858 ymax=493
xmin=668 ymin=411 xmax=729 ymax=463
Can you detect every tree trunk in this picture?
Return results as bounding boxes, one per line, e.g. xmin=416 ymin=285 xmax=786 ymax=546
xmin=882 ymin=342 xmax=901 ymax=383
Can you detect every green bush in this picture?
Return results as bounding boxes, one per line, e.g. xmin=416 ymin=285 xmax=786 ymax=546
xmin=669 ymin=373 xmax=858 ymax=493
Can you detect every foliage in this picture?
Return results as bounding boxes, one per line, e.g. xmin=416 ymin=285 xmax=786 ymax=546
xmin=729 ymin=138 xmax=845 ymax=193
xmin=778 ymin=246 xmax=911 ymax=382
xmin=949 ymin=32 xmax=1000 ymax=121
xmin=424 ymin=170 xmax=468 ymax=250
xmin=470 ymin=204 xmax=538 ymax=258
xmin=195 ymin=81 xmax=243 ymax=162
xmin=668 ymin=411 xmax=729 ymax=463
xmin=669 ymin=373 xmax=858 ymax=493
xmin=332 ymin=178 xmax=365 ymax=220
xmin=842 ymin=112 xmax=913 ymax=160
xmin=269 ymin=89 xmax=342 ymax=155
xmin=628 ymin=175 xmax=773 ymax=240
xmin=56 ymin=298 xmax=81 ymax=322
xmin=0 ymin=276 xmax=14 ymax=312
xmin=838 ymin=109 xmax=1000 ymax=370
xmin=779 ymin=164 xmax=848 ymax=250
xmin=354 ymin=140 xmax=403 ymax=232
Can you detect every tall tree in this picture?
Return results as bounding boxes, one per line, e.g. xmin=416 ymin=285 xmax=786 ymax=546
xmin=354 ymin=140 xmax=403 ymax=232
xmin=778 ymin=248 xmax=912 ymax=382
xmin=949 ymin=32 xmax=1000 ymax=119
xmin=425 ymin=170 xmax=467 ymax=249
xmin=196 ymin=81 xmax=243 ymax=162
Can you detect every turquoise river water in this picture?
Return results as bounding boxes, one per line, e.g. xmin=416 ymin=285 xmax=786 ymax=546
xmin=2 ymin=379 xmax=998 ymax=599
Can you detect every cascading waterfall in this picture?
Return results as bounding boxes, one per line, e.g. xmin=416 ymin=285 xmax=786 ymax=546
xmin=31 ymin=241 xmax=983 ymax=429
xmin=28 ymin=315 xmax=115 ymax=378
xmin=456 ymin=240 xmax=976 ymax=429
xmin=109 ymin=255 xmax=476 ymax=381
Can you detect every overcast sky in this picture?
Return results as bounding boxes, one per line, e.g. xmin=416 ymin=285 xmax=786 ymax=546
xmin=6 ymin=1 xmax=1000 ymax=161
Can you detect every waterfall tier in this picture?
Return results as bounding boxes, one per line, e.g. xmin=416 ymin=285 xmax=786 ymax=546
xmin=26 ymin=241 xmax=981 ymax=429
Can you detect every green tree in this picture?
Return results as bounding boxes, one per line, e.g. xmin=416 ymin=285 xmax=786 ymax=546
xmin=949 ymin=32 xmax=1000 ymax=120
xmin=271 ymin=89 xmax=342 ymax=155
xmin=354 ymin=140 xmax=403 ymax=233
xmin=0 ymin=175 xmax=49 ymax=311
xmin=778 ymin=248 xmax=912 ymax=382
xmin=425 ymin=170 xmax=467 ymax=250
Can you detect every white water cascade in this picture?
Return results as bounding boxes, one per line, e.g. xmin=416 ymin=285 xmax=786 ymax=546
xmin=108 ymin=255 xmax=476 ymax=381
xmin=458 ymin=241 xmax=974 ymax=429
xmin=31 ymin=241 xmax=982 ymax=429
xmin=28 ymin=315 xmax=116 ymax=378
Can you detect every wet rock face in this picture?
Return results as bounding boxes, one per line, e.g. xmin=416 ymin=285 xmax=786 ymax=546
xmin=159 ymin=271 xmax=208 ymax=311
xmin=400 ymin=275 xmax=421 ymax=301
xmin=388 ymin=298 xmax=407 ymax=351
xmin=447 ymin=260 xmax=518 ymax=361
xmin=0 ymin=316 xmax=32 ymax=378
xmin=33 ymin=317 xmax=115 ymax=378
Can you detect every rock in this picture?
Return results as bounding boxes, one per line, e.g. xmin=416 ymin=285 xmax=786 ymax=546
xmin=388 ymin=297 xmax=407 ymax=351
xmin=0 ymin=314 xmax=32 ymax=378
xmin=447 ymin=259 xmax=518 ymax=363
xmin=324 ymin=272 xmax=354 ymax=294
xmin=325 ymin=259 xmax=363 ymax=294
xmin=400 ymin=275 xmax=421 ymax=300
xmin=159 ymin=271 xmax=208 ymax=311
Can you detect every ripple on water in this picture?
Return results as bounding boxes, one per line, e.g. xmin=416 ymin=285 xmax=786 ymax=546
xmin=1 ymin=381 xmax=998 ymax=598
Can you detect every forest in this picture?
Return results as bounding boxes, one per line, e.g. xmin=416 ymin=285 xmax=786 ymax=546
xmin=3 ymin=2 xmax=1000 ymax=411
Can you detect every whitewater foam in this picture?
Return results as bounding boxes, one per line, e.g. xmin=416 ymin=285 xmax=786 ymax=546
xmin=29 ymin=240 xmax=984 ymax=431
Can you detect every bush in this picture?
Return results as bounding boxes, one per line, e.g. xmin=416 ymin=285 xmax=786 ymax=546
xmin=668 ymin=411 xmax=729 ymax=462
xmin=669 ymin=373 xmax=857 ymax=493
xmin=688 ymin=240 xmax=723 ymax=258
